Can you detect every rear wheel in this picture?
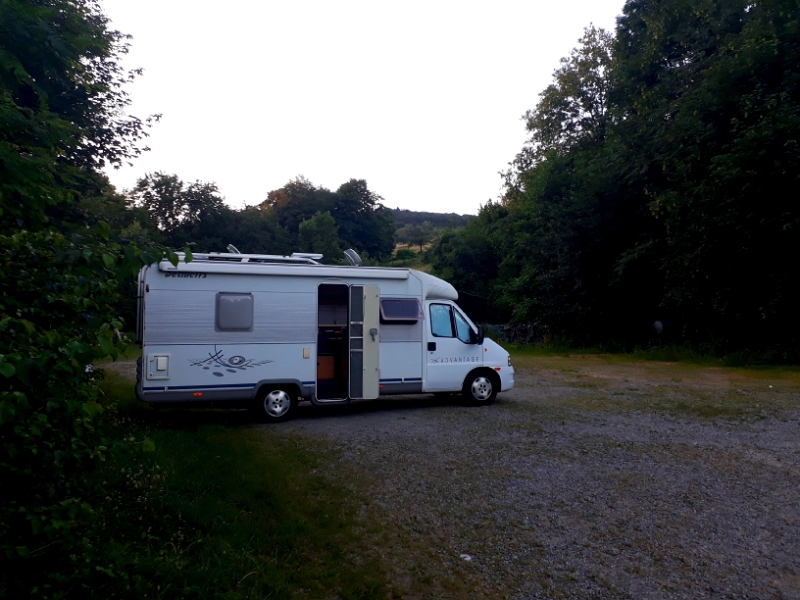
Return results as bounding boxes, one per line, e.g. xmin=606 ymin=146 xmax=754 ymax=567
xmin=462 ymin=370 xmax=499 ymax=405
xmin=253 ymin=387 xmax=296 ymax=422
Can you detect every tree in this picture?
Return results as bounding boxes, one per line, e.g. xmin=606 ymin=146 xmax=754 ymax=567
xmin=392 ymin=247 xmax=417 ymax=265
xmin=406 ymin=221 xmax=435 ymax=250
xmin=131 ymin=172 xmax=225 ymax=232
xmin=131 ymin=172 xmax=185 ymax=231
xmin=0 ymin=1 xmax=168 ymax=593
xmin=526 ymin=26 xmax=614 ymax=153
xmin=260 ymin=176 xmax=335 ymax=234
xmin=505 ymin=25 xmax=615 ymax=195
xmin=611 ymin=0 xmax=800 ymax=353
xmin=259 ymin=177 xmax=396 ymax=260
xmin=298 ymin=211 xmax=343 ymax=262
xmin=0 ymin=0 xmax=156 ymax=230
xmin=435 ymin=0 xmax=800 ymax=357
xmin=333 ymin=179 xmax=395 ymax=259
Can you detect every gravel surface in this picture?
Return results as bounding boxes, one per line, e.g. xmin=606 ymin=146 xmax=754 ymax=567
xmin=266 ymin=361 xmax=800 ymax=600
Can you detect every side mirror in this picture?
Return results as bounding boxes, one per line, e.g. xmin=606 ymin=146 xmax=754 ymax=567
xmin=471 ymin=325 xmax=484 ymax=345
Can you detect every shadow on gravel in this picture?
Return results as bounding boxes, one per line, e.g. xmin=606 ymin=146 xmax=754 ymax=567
xmin=133 ymin=393 xmax=487 ymax=430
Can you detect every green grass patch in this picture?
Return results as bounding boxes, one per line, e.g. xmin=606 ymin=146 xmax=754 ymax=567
xmin=502 ymin=339 xmax=800 ymax=368
xmin=386 ymin=245 xmax=432 ymax=272
xmin=499 ymin=341 xmax=601 ymax=358
xmin=505 ymin=347 xmax=800 ymax=420
xmin=80 ymin=368 xmax=387 ymax=600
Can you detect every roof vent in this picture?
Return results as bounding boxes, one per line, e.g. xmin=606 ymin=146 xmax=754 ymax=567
xmin=226 ymin=244 xmax=241 ymax=254
xmin=344 ymin=249 xmax=362 ymax=266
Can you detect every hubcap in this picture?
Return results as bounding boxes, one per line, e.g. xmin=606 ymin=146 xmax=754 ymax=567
xmin=471 ymin=376 xmax=492 ymax=401
xmin=263 ymin=390 xmax=291 ymax=418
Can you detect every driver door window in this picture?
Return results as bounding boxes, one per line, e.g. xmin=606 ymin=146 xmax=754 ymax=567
xmin=430 ymin=304 xmax=454 ymax=337
xmin=430 ymin=303 xmax=472 ymax=343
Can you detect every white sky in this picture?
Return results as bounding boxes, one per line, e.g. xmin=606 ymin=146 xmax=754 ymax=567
xmin=101 ymin=0 xmax=625 ymax=215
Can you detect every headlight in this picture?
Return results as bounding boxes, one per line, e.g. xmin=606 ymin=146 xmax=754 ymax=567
xmin=508 ymin=356 xmax=512 ymax=367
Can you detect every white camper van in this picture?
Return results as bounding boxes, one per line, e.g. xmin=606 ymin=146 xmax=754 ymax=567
xmin=135 ymin=251 xmax=514 ymax=421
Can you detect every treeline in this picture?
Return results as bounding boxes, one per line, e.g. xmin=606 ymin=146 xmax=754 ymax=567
xmin=94 ymin=173 xmax=397 ymax=263
xmin=429 ymin=0 xmax=800 ymax=360
xmin=94 ymin=173 xmax=477 ymax=264
xmin=392 ymin=209 xmax=473 ymax=251
xmin=391 ymin=209 xmax=472 ymax=229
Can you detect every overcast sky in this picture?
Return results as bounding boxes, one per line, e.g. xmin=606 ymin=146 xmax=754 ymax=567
xmin=101 ymin=0 xmax=625 ymax=215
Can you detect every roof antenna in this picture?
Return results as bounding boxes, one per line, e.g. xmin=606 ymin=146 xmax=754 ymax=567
xmin=227 ymin=244 xmax=241 ymax=254
xmin=343 ymin=249 xmax=362 ymax=266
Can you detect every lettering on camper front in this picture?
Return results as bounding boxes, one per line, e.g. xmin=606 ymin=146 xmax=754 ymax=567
xmin=429 ymin=356 xmax=480 ymax=364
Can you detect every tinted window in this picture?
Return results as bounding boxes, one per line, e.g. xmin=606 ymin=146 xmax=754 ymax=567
xmin=430 ymin=304 xmax=454 ymax=337
xmin=216 ymin=293 xmax=253 ymax=331
xmin=380 ymin=298 xmax=423 ymax=321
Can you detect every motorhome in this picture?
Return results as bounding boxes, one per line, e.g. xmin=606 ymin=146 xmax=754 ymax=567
xmin=135 ymin=251 xmax=514 ymax=421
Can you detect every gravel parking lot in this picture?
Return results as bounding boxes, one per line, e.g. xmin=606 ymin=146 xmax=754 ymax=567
xmin=267 ymin=357 xmax=800 ymax=600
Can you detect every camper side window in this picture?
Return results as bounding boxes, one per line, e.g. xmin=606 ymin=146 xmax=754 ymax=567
xmin=216 ymin=293 xmax=254 ymax=331
xmin=380 ymin=298 xmax=423 ymax=324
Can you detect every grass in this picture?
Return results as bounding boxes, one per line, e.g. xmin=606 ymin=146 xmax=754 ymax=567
xmin=505 ymin=345 xmax=800 ymax=421
xmin=496 ymin=338 xmax=800 ymax=368
xmin=86 ymin=368 xmax=387 ymax=600
xmin=387 ymin=245 xmax=432 ymax=272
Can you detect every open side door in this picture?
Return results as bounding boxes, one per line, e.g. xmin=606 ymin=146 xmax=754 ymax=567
xmin=349 ymin=285 xmax=380 ymax=399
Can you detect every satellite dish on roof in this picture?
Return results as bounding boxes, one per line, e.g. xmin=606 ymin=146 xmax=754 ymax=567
xmin=343 ymin=249 xmax=362 ymax=266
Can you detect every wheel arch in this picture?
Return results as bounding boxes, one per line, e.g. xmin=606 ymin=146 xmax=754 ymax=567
xmin=254 ymin=379 xmax=303 ymax=400
xmin=463 ymin=367 xmax=500 ymax=390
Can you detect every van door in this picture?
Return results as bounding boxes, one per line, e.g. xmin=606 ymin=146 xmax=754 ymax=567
xmin=349 ymin=285 xmax=380 ymax=399
xmin=425 ymin=301 xmax=482 ymax=391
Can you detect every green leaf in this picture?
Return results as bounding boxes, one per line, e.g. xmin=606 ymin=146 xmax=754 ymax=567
xmin=0 ymin=400 xmax=15 ymax=425
xmin=82 ymin=401 xmax=103 ymax=419
xmin=102 ymin=253 xmax=115 ymax=269
xmin=98 ymin=335 xmax=113 ymax=355
xmin=184 ymin=246 xmax=193 ymax=263
xmin=141 ymin=438 xmax=156 ymax=452
xmin=0 ymin=360 xmax=15 ymax=378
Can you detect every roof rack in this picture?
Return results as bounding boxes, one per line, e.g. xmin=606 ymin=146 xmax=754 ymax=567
xmin=184 ymin=252 xmax=322 ymax=265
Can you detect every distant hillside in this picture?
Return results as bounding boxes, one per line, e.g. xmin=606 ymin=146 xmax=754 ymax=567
xmin=389 ymin=208 xmax=473 ymax=229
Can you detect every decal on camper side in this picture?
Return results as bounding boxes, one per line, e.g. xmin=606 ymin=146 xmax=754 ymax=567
xmin=189 ymin=347 xmax=273 ymax=378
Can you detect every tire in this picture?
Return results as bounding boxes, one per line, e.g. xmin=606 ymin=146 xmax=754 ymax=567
xmin=253 ymin=387 xmax=296 ymax=422
xmin=462 ymin=370 xmax=499 ymax=405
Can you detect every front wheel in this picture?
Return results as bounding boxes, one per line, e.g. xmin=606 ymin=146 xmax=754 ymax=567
xmin=253 ymin=387 xmax=296 ymax=422
xmin=462 ymin=371 xmax=498 ymax=405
